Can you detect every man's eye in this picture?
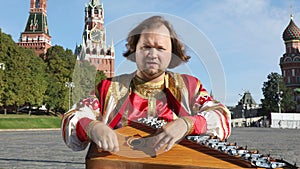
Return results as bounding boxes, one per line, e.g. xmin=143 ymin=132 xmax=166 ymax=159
xmin=157 ymin=47 xmax=166 ymax=51
xmin=142 ymin=46 xmax=151 ymax=50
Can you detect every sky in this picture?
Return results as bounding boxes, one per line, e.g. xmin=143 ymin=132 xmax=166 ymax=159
xmin=1 ymin=0 xmax=300 ymax=106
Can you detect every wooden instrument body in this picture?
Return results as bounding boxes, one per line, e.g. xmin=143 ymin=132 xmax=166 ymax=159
xmin=86 ymin=124 xmax=258 ymax=169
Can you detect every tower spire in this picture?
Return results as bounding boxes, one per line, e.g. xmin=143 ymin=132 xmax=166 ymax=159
xmin=290 ymin=5 xmax=294 ymax=20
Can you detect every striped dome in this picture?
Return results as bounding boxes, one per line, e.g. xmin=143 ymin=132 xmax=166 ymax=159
xmin=283 ymin=18 xmax=300 ymax=41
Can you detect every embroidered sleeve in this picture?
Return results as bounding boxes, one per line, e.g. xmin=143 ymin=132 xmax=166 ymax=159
xmin=191 ymin=80 xmax=231 ymax=141
xmin=61 ymin=97 xmax=99 ymax=151
xmin=61 ymin=80 xmax=110 ymax=151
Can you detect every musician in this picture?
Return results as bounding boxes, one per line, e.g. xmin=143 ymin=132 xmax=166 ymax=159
xmin=62 ymin=16 xmax=231 ymax=153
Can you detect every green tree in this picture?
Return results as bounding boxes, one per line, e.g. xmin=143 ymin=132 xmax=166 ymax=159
xmin=0 ymin=28 xmax=7 ymax=106
xmin=72 ymin=60 xmax=97 ymax=104
xmin=0 ymin=30 xmax=47 ymax=110
xmin=0 ymin=28 xmax=107 ymax=114
xmin=261 ymin=72 xmax=296 ymax=114
xmin=72 ymin=61 xmax=106 ymax=104
xmin=44 ymin=46 xmax=76 ymax=113
xmin=95 ymin=70 xmax=107 ymax=86
xmin=15 ymin=47 xmax=47 ymax=107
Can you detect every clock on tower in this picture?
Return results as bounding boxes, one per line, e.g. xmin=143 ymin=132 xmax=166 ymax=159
xmin=90 ymin=28 xmax=102 ymax=42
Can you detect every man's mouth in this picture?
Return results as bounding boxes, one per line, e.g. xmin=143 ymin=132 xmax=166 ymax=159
xmin=146 ymin=61 xmax=158 ymax=65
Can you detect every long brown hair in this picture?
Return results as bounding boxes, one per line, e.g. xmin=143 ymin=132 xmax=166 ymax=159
xmin=123 ymin=15 xmax=190 ymax=69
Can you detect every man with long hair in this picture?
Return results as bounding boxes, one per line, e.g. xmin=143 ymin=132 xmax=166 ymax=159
xmin=62 ymin=16 xmax=231 ymax=154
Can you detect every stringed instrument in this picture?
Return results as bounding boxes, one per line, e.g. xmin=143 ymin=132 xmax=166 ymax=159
xmin=85 ymin=121 xmax=297 ymax=169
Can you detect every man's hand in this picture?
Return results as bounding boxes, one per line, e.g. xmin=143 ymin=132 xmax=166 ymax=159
xmin=89 ymin=121 xmax=119 ymax=152
xmin=152 ymin=118 xmax=188 ymax=152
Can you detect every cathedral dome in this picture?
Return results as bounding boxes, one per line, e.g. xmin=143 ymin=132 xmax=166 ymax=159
xmin=283 ymin=17 xmax=300 ymax=41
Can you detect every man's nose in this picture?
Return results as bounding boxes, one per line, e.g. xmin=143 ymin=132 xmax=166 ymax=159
xmin=148 ymin=48 xmax=158 ymax=58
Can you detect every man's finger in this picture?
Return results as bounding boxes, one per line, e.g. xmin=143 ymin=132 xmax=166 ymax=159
xmin=107 ymin=139 xmax=115 ymax=152
xmin=112 ymin=134 xmax=119 ymax=152
xmin=101 ymin=140 xmax=108 ymax=151
xmin=96 ymin=141 xmax=102 ymax=149
xmin=165 ymin=139 xmax=175 ymax=152
xmin=154 ymin=135 xmax=171 ymax=152
xmin=152 ymin=133 xmax=164 ymax=147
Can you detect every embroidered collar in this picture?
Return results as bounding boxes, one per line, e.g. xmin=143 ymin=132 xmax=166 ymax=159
xmin=132 ymin=75 xmax=165 ymax=98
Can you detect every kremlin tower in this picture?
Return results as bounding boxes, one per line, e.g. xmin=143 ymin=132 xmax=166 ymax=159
xmin=75 ymin=0 xmax=115 ymax=78
xmin=17 ymin=0 xmax=51 ymax=58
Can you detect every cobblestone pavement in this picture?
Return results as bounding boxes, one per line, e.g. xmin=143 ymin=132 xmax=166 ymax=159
xmin=228 ymin=128 xmax=300 ymax=166
xmin=0 ymin=129 xmax=87 ymax=169
xmin=0 ymin=128 xmax=299 ymax=169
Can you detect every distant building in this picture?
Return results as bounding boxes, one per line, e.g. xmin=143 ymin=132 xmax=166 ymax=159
xmin=17 ymin=0 xmax=51 ymax=58
xmin=75 ymin=0 xmax=114 ymax=78
xmin=229 ymin=91 xmax=263 ymax=127
xmin=281 ymin=14 xmax=300 ymax=112
xmin=231 ymin=91 xmax=259 ymax=119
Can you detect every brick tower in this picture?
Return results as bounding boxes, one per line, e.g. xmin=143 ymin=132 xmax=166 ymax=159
xmin=281 ymin=14 xmax=300 ymax=87
xmin=281 ymin=14 xmax=300 ymax=111
xmin=17 ymin=0 xmax=51 ymax=58
xmin=75 ymin=0 xmax=115 ymax=78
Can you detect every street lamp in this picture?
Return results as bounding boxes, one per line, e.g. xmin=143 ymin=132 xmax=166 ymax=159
xmin=65 ymin=82 xmax=75 ymax=110
xmin=242 ymin=103 xmax=247 ymax=127
xmin=242 ymin=104 xmax=246 ymax=119
xmin=277 ymin=81 xmax=283 ymax=114
xmin=0 ymin=63 xmax=5 ymax=115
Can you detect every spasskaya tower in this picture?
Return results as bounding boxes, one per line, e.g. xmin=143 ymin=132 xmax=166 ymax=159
xmin=75 ymin=0 xmax=115 ymax=78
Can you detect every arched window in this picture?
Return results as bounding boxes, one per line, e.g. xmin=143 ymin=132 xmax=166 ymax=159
xmin=284 ymin=57 xmax=292 ymax=62
xmin=294 ymin=56 xmax=300 ymax=61
xmin=107 ymin=49 xmax=111 ymax=55
xmin=100 ymin=49 xmax=104 ymax=55
xmin=94 ymin=8 xmax=99 ymax=14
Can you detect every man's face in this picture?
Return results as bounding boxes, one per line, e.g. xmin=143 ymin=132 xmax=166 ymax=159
xmin=135 ymin=25 xmax=172 ymax=80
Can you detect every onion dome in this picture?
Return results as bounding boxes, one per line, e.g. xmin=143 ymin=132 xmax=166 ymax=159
xmin=283 ymin=15 xmax=300 ymax=41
